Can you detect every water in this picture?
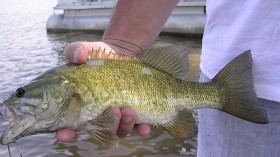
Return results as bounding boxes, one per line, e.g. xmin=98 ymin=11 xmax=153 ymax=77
xmin=0 ymin=0 xmax=202 ymax=156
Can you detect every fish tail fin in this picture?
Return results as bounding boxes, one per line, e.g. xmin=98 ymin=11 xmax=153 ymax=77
xmin=212 ymin=51 xmax=268 ymax=124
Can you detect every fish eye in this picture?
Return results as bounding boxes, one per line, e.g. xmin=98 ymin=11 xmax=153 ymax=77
xmin=15 ymin=87 xmax=26 ymax=98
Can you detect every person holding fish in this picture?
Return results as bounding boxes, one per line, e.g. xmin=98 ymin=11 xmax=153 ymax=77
xmin=61 ymin=0 xmax=280 ymax=157
xmin=0 ymin=0 xmax=279 ymax=157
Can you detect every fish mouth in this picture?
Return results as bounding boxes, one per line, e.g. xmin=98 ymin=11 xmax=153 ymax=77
xmin=0 ymin=115 xmax=35 ymax=145
xmin=0 ymin=115 xmax=22 ymax=144
xmin=0 ymin=103 xmax=34 ymax=144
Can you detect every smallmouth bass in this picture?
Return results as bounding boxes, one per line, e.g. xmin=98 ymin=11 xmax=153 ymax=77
xmin=0 ymin=46 xmax=268 ymax=148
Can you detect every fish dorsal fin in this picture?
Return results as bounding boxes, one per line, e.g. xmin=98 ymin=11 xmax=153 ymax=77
xmin=88 ymin=47 xmax=133 ymax=61
xmin=138 ymin=45 xmax=189 ymax=80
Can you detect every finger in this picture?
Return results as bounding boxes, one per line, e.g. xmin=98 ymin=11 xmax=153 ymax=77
xmin=63 ymin=42 xmax=91 ymax=64
xmin=56 ymin=129 xmax=77 ymax=142
xmin=135 ymin=124 xmax=150 ymax=137
xmin=117 ymin=108 xmax=136 ymax=138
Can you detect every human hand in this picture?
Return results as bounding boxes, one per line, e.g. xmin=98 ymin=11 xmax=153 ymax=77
xmin=56 ymin=41 xmax=151 ymax=142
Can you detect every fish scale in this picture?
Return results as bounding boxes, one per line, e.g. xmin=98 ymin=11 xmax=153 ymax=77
xmin=58 ymin=60 xmax=218 ymax=114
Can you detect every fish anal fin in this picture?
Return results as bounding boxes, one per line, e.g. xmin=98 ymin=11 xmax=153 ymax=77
xmin=83 ymin=111 xmax=119 ymax=148
xmin=161 ymin=110 xmax=197 ymax=138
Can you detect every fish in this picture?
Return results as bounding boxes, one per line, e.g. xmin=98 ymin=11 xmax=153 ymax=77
xmin=0 ymin=46 xmax=268 ymax=148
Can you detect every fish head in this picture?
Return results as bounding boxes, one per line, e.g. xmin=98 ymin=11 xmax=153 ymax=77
xmin=0 ymin=75 xmax=73 ymax=144
xmin=1 ymin=75 xmax=70 ymax=117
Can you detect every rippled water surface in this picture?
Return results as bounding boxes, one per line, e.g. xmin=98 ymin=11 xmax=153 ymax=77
xmin=0 ymin=0 xmax=202 ymax=156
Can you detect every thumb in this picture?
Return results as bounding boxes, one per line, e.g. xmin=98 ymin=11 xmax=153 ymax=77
xmin=63 ymin=42 xmax=91 ymax=64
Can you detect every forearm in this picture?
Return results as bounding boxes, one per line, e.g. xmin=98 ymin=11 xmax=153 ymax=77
xmin=102 ymin=0 xmax=179 ymax=57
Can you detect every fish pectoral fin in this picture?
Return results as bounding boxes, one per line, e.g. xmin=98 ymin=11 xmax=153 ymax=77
xmin=87 ymin=128 xmax=119 ymax=148
xmin=161 ymin=109 xmax=197 ymax=138
xmin=83 ymin=111 xmax=119 ymax=148
xmin=64 ymin=93 xmax=84 ymax=122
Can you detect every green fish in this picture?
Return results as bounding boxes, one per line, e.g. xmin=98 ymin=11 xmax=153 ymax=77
xmin=0 ymin=46 xmax=268 ymax=147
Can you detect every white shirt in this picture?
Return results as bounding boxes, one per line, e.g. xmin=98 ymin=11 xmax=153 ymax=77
xmin=200 ymin=0 xmax=280 ymax=102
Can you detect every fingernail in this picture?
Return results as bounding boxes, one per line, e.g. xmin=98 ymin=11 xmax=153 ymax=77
xmin=73 ymin=48 xmax=80 ymax=63
xmin=123 ymin=116 xmax=133 ymax=123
